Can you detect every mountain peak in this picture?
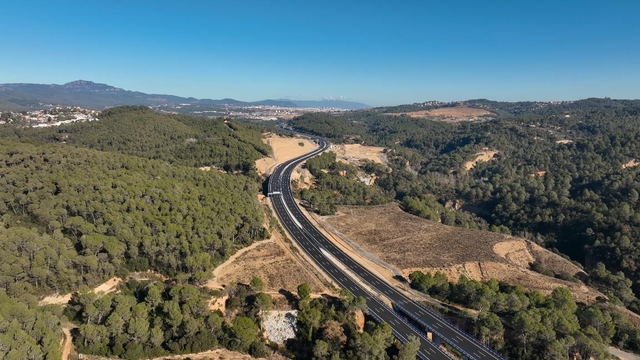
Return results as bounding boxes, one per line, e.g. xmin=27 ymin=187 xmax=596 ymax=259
xmin=63 ymin=80 xmax=96 ymax=87
xmin=63 ymin=80 xmax=121 ymax=91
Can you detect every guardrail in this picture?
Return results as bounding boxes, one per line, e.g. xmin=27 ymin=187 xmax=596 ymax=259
xmin=394 ymin=303 xmax=475 ymax=359
xmin=393 ymin=303 xmax=506 ymax=360
xmin=406 ymin=301 xmax=506 ymax=359
xmin=367 ymin=295 xmax=457 ymax=360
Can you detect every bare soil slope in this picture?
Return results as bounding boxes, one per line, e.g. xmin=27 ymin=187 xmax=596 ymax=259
xmin=78 ymin=349 xmax=262 ymax=360
xmin=207 ymin=237 xmax=327 ymax=294
xmin=326 ymin=203 xmax=603 ymax=303
xmin=207 ymin=195 xmax=329 ymax=296
xmin=464 ymin=149 xmax=499 ymax=170
xmin=292 ymin=165 xmax=314 ymax=189
xmin=255 ymin=136 xmax=316 ymax=176
xmin=427 ymin=107 xmax=493 ymax=117
xmin=329 ymin=144 xmax=387 ymax=165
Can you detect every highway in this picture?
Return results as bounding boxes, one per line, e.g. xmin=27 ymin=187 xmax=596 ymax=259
xmin=267 ymin=138 xmax=505 ymax=360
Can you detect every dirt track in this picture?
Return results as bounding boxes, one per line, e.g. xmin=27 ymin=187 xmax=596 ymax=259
xmin=61 ymin=327 xmax=72 ymax=360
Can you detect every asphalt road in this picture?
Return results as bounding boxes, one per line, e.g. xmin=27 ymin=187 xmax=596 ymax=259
xmin=268 ymin=138 xmax=504 ymax=360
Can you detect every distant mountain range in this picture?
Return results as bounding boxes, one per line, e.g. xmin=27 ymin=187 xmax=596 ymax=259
xmin=0 ymin=80 xmax=371 ymax=111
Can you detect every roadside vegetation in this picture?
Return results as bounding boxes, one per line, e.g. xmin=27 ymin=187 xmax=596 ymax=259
xmin=297 ymin=152 xmax=391 ymax=215
xmin=409 ymin=270 xmax=640 ymax=359
xmin=289 ymin=283 xmax=420 ymax=360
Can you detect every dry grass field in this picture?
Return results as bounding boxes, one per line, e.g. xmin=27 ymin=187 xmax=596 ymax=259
xmin=206 ymin=227 xmax=329 ymax=294
xmin=427 ymin=107 xmax=494 ymax=117
xmin=325 ymin=203 xmax=603 ymax=303
xmin=385 ymin=107 xmax=494 ymax=121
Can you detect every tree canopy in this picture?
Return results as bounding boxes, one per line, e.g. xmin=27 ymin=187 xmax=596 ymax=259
xmin=0 ymin=107 xmax=273 ymax=358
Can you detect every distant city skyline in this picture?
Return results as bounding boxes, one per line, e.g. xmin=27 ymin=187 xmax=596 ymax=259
xmin=2 ymin=0 xmax=639 ymax=106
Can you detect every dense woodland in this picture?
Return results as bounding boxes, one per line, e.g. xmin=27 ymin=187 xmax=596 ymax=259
xmin=290 ymin=99 xmax=640 ymax=314
xmin=0 ymin=107 xmax=421 ymax=359
xmin=65 ymin=280 xmax=272 ymax=359
xmin=0 ymin=140 xmax=267 ymax=295
xmin=0 ymin=107 xmax=272 ymax=358
xmin=0 ymin=291 xmax=63 ymax=359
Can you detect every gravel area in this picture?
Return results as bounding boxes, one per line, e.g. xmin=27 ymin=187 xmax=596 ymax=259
xmin=262 ymin=310 xmax=298 ymax=344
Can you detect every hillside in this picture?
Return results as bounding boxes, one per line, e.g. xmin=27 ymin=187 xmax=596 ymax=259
xmin=376 ymin=98 xmax=640 ymax=119
xmin=0 ymin=80 xmax=192 ymax=109
xmin=0 ymin=106 xmax=270 ymax=173
xmin=0 ymin=138 xmax=282 ymax=358
xmin=326 ymin=204 xmax=601 ymax=303
xmin=0 ymin=140 xmax=267 ymax=292
xmin=384 ymin=107 xmax=495 ymax=122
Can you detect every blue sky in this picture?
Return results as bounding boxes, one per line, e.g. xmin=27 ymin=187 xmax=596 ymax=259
xmin=2 ymin=1 xmax=639 ymax=106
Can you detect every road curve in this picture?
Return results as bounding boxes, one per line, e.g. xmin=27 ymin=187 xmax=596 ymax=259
xmin=268 ymin=138 xmax=504 ymax=360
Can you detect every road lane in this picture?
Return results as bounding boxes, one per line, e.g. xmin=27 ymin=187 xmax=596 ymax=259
xmin=268 ymin=138 xmax=504 ymax=360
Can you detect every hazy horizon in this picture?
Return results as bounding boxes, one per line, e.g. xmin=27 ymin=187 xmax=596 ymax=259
xmin=2 ymin=1 xmax=639 ymax=106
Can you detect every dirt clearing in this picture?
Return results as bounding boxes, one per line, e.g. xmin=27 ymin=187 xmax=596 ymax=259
xmin=206 ymin=234 xmax=328 ymax=294
xmin=255 ymin=135 xmax=316 ymax=176
xmin=623 ymin=159 xmax=639 ymax=169
xmin=385 ymin=107 xmax=494 ymax=121
xmin=426 ymin=107 xmax=493 ymax=118
xmin=329 ymin=144 xmax=387 ymax=165
xmin=464 ymin=149 xmax=499 ymax=170
xmin=325 ymin=203 xmax=602 ymax=303
xmin=556 ymin=139 xmax=573 ymax=144
xmin=292 ymin=165 xmax=314 ymax=189
xmin=39 ymin=277 xmax=123 ymax=306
